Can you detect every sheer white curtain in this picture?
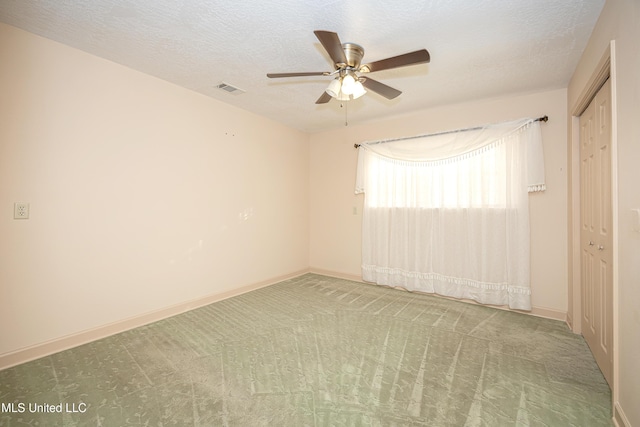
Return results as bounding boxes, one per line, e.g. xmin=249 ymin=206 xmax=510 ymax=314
xmin=355 ymin=118 xmax=545 ymax=310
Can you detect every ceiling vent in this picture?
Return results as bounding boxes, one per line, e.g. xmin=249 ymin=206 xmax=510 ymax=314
xmin=215 ymin=82 xmax=245 ymax=95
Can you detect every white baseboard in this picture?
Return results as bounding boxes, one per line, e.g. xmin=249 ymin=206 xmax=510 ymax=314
xmin=528 ymin=305 xmax=567 ymax=322
xmin=309 ymin=268 xmax=567 ymax=322
xmin=308 ymin=267 xmax=363 ymax=283
xmin=613 ymin=401 xmax=631 ymax=427
xmin=0 ymin=269 xmax=309 ymax=371
xmin=566 ymin=312 xmax=574 ymax=331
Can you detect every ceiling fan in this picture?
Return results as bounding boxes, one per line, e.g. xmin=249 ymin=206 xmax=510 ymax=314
xmin=267 ymin=31 xmax=431 ymax=104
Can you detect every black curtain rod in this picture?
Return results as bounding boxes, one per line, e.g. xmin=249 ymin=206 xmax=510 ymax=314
xmin=354 ymin=115 xmax=548 ymax=149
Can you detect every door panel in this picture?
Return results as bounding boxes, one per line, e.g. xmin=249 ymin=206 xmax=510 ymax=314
xmin=579 ymin=77 xmax=613 ymax=386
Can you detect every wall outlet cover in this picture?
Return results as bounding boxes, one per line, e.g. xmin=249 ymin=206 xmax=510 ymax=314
xmin=14 ymin=202 xmax=29 ymax=219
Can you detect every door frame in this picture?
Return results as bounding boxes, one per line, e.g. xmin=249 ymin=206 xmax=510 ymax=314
xmin=568 ymin=40 xmax=619 ymax=407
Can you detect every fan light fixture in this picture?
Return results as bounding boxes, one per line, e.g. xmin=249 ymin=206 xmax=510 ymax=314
xmin=341 ymin=74 xmax=356 ymax=94
xmin=325 ymin=78 xmax=342 ymax=98
xmin=351 ymin=80 xmax=366 ymax=99
xmin=325 ymin=74 xmax=366 ymax=101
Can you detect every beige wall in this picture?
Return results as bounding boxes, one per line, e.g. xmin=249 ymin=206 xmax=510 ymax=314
xmin=567 ymin=0 xmax=640 ymax=425
xmin=310 ymin=89 xmax=569 ymax=318
xmin=0 ymin=24 xmax=309 ymax=359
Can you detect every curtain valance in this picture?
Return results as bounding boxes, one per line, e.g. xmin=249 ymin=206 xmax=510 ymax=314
xmin=356 ymin=118 xmax=545 ymax=194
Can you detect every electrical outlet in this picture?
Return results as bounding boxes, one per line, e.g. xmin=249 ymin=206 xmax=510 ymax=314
xmin=14 ymin=202 xmax=29 ymax=219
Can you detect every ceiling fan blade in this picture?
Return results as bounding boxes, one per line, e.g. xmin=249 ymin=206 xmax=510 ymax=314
xmin=315 ymin=91 xmax=332 ymax=104
xmin=267 ymin=72 xmax=329 ymax=78
xmin=314 ymin=30 xmax=348 ymax=65
xmin=361 ymin=77 xmax=402 ymax=100
xmin=359 ymin=49 xmax=430 ymax=73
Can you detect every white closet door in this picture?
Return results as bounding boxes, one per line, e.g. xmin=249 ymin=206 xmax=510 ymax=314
xmin=579 ymin=77 xmax=613 ymax=386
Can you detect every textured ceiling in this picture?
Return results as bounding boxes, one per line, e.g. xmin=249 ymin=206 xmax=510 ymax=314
xmin=0 ymin=0 xmax=605 ymax=133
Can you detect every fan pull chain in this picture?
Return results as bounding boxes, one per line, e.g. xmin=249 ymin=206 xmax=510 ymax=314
xmin=343 ymin=101 xmax=348 ymax=126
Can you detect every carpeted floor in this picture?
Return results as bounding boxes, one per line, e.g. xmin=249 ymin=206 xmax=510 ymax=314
xmin=1 ymin=273 xmax=612 ymax=426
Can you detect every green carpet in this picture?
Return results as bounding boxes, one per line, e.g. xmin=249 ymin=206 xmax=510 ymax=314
xmin=0 ymin=273 xmax=611 ymax=426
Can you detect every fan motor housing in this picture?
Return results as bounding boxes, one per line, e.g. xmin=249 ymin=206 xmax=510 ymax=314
xmin=342 ymin=43 xmax=365 ymax=69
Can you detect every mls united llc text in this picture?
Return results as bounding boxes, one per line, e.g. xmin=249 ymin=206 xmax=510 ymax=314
xmin=1 ymin=402 xmax=87 ymax=413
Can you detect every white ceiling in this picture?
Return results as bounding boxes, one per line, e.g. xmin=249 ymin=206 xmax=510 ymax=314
xmin=0 ymin=0 xmax=605 ymax=133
